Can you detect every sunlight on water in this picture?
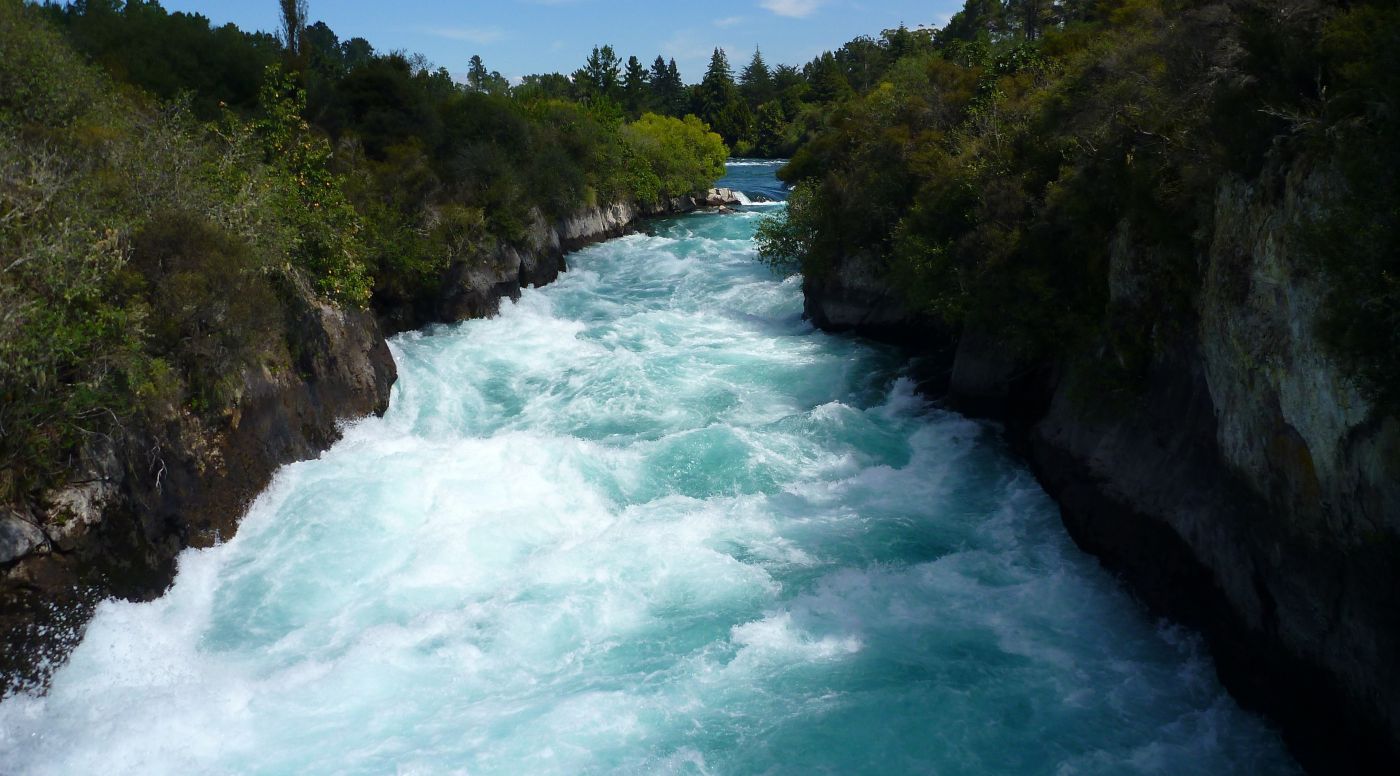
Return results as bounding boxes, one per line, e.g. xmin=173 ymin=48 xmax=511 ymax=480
xmin=0 ymin=161 xmax=1298 ymax=775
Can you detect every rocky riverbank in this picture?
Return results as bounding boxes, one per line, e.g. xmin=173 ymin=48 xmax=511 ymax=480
xmin=0 ymin=188 xmax=742 ymax=696
xmin=804 ymin=159 xmax=1400 ymax=773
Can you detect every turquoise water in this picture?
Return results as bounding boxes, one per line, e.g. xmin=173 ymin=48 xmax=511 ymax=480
xmin=0 ymin=161 xmax=1298 ymax=774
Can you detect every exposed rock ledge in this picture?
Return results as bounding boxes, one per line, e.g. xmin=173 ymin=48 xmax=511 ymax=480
xmin=802 ymin=159 xmax=1399 ymax=774
xmin=0 ymin=187 xmax=741 ymax=696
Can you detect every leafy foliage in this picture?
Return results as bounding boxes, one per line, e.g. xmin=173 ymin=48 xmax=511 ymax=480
xmin=767 ymin=0 xmax=1400 ymax=411
xmin=250 ymin=66 xmax=371 ymax=304
xmin=622 ymin=114 xmax=728 ymax=205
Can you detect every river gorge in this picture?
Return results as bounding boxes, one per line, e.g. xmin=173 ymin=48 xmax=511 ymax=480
xmin=0 ymin=162 xmax=1299 ymax=774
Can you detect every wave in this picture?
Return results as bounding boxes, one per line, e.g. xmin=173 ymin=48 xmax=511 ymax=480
xmin=730 ymin=191 xmax=785 ymax=207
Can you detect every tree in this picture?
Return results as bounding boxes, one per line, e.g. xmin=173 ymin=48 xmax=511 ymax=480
xmin=514 ymin=72 xmax=572 ymax=101
xmin=694 ymin=48 xmax=751 ymax=145
xmin=665 ymin=58 xmax=685 ymax=114
xmin=648 ymin=55 xmax=686 ymax=116
xmin=772 ymin=63 xmax=804 ymax=92
xmin=739 ymin=47 xmax=774 ymax=109
xmin=804 ymin=52 xmax=853 ymax=104
xmin=303 ymin=21 xmax=343 ymax=75
xmin=576 ymin=44 xmax=621 ymax=103
xmin=278 ymin=0 xmax=307 ymax=56
xmin=342 ymin=36 xmax=373 ymax=69
xmin=882 ymin=24 xmax=917 ymax=60
xmin=940 ymin=0 xmax=1005 ymax=44
xmin=622 ymin=55 xmax=649 ymax=115
xmin=753 ymin=101 xmax=786 ymax=157
xmin=772 ymin=64 xmax=807 ymax=119
xmin=835 ymin=36 xmax=886 ymax=93
xmin=467 ymin=54 xmax=487 ymax=91
xmin=1005 ymin=0 xmax=1050 ymax=40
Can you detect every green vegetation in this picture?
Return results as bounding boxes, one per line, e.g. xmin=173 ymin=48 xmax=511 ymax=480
xmin=759 ymin=0 xmax=1400 ymax=411
xmin=1 ymin=0 xmax=731 ymax=506
xmin=30 ymin=0 xmax=956 ymax=159
xmin=0 ymin=0 xmax=392 ymax=501
xmin=623 ymin=114 xmax=728 ymax=205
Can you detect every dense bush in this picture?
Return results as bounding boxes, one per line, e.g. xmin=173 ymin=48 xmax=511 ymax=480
xmin=0 ymin=1 xmax=373 ymax=502
xmin=129 ymin=214 xmax=280 ymax=411
xmin=762 ymin=0 xmax=1399 ymax=409
xmin=622 ymin=114 xmax=728 ymax=204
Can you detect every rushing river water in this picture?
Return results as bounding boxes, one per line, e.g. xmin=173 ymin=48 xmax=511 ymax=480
xmin=0 ymin=161 xmax=1297 ymax=774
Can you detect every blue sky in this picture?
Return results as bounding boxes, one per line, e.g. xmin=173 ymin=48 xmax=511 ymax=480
xmin=159 ymin=1 xmax=963 ymax=84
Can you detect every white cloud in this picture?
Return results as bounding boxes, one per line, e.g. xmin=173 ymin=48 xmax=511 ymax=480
xmin=714 ymin=16 xmax=745 ymax=28
xmin=423 ymin=26 xmax=506 ymax=45
xmin=758 ymin=0 xmax=826 ymax=18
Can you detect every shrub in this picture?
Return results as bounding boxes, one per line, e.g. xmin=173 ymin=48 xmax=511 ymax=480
xmin=129 ymin=214 xmax=280 ymax=411
xmin=622 ymin=113 xmax=728 ymax=202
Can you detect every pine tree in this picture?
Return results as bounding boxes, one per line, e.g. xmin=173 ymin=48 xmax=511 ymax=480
xmin=467 ymin=54 xmax=487 ymax=92
xmin=576 ymin=44 xmax=621 ymax=103
xmin=739 ymin=47 xmax=773 ymax=109
xmin=647 ymin=56 xmax=685 ymax=116
xmin=804 ymin=52 xmax=853 ymax=104
xmin=694 ymin=48 xmax=750 ymax=146
xmin=622 ymin=55 xmax=649 ymax=116
xmin=666 ymin=58 xmax=684 ymax=114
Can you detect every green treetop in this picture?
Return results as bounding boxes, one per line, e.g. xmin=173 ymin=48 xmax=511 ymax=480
xmin=623 ymin=55 xmax=649 ymax=115
xmin=576 ymin=44 xmax=621 ymax=103
xmin=694 ymin=47 xmax=751 ymax=145
xmin=739 ymin=47 xmax=774 ymax=108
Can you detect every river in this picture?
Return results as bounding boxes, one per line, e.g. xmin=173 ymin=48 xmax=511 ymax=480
xmin=0 ymin=161 xmax=1297 ymax=774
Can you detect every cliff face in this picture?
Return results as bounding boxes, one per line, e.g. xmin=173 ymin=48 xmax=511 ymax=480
xmin=0 ymin=188 xmax=742 ymax=696
xmin=805 ymin=160 xmax=1400 ymax=771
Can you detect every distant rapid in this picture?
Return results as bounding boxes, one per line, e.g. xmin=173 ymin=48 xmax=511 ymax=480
xmin=0 ymin=161 xmax=1298 ymax=775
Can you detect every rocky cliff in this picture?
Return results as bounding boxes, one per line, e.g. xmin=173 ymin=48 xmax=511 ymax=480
xmin=0 ymin=188 xmax=742 ymax=697
xmin=805 ymin=160 xmax=1400 ymax=772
